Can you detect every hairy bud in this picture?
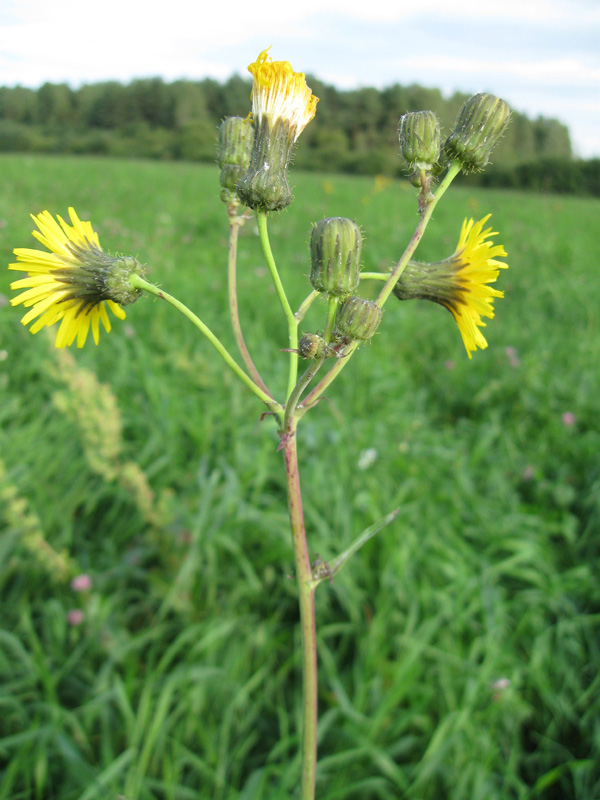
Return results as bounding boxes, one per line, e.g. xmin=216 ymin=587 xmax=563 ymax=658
xmin=398 ymin=111 xmax=441 ymax=171
xmin=335 ymin=296 xmax=382 ymax=341
xmin=444 ymin=93 xmax=510 ymax=172
xmin=310 ymin=217 xmax=362 ymax=297
xmin=218 ymin=117 xmax=255 ymax=189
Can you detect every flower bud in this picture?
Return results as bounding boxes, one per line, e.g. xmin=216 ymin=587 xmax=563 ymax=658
xmin=398 ymin=111 xmax=441 ymax=171
xmin=310 ymin=217 xmax=362 ymax=297
xmin=335 ymin=296 xmax=382 ymax=341
xmin=444 ymin=93 xmax=510 ymax=171
xmin=298 ymin=333 xmax=330 ymax=359
xmin=217 ymin=117 xmax=254 ymax=193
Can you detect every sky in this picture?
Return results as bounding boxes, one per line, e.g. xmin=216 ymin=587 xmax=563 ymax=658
xmin=1 ymin=0 xmax=599 ymax=158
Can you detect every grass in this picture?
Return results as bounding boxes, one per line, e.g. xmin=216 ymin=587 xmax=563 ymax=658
xmin=0 ymin=154 xmax=599 ymax=800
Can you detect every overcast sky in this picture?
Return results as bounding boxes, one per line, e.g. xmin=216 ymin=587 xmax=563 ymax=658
xmin=1 ymin=0 xmax=598 ymax=158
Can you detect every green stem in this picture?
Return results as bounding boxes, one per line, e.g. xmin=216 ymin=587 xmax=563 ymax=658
xmin=360 ymin=272 xmax=388 ymax=282
xmin=282 ymin=423 xmax=318 ymax=800
xmin=295 ymin=290 xmax=320 ymax=323
xmin=376 ymin=161 xmax=461 ymax=308
xmin=283 ymin=296 xmax=337 ymax=431
xmin=323 ymin=296 xmax=339 ymax=343
xmin=226 ymin=215 xmax=272 ymax=398
xmin=129 ymin=274 xmax=282 ymax=415
xmin=256 ymin=211 xmax=299 ymax=400
xmin=297 ymin=343 xmax=358 ymax=418
xmin=283 ymin=358 xmax=325 ymax=433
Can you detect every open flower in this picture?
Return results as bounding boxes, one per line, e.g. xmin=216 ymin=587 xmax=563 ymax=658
xmin=9 ymin=208 xmax=144 ymax=348
xmin=237 ymin=49 xmax=318 ymax=212
xmin=393 ymin=215 xmax=508 ymax=357
xmin=248 ymin=48 xmax=318 ymax=141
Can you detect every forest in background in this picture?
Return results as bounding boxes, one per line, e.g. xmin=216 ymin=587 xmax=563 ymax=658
xmin=1 ymin=74 xmax=598 ymax=196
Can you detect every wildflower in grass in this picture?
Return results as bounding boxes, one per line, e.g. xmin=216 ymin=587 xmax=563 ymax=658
xmin=67 ymin=609 xmax=85 ymax=626
xmin=237 ymin=48 xmax=318 ymax=211
xmin=358 ymin=448 xmax=378 ymax=470
xmin=505 ymin=345 xmax=521 ymax=367
xmin=562 ymin=411 xmax=576 ymax=427
xmin=393 ymin=215 xmax=508 ymax=358
xmin=71 ymin=574 xmax=92 ymax=592
xmin=9 ymin=208 xmax=145 ymax=348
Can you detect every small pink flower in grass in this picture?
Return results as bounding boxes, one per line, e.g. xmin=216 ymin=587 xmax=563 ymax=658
xmin=67 ymin=609 xmax=85 ymax=626
xmin=562 ymin=412 xmax=576 ymax=427
xmin=505 ymin=346 xmax=520 ymax=367
xmin=71 ymin=573 xmax=92 ymax=592
xmin=491 ymin=677 xmax=511 ymax=702
xmin=521 ymin=465 xmax=535 ymax=482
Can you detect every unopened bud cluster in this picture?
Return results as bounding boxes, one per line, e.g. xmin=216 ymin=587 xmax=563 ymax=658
xmin=444 ymin=93 xmax=510 ymax=171
xmin=310 ymin=218 xmax=362 ymax=297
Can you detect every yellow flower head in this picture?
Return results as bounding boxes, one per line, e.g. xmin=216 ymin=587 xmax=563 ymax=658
xmin=9 ymin=208 xmax=144 ymax=348
xmin=393 ymin=214 xmax=508 ymax=358
xmin=248 ymin=48 xmax=318 ymax=141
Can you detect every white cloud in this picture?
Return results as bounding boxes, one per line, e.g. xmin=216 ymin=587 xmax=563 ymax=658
xmin=395 ymin=56 xmax=600 ymax=87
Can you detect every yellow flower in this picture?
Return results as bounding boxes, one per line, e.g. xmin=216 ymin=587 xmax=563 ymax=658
xmin=9 ymin=208 xmax=143 ymax=348
xmin=393 ymin=214 xmax=508 ymax=358
xmin=237 ymin=49 xmax=319 ymax=211
xmin=248 ymin=47 xmax=318 ymax=141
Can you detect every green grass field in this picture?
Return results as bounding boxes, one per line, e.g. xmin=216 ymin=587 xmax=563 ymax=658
xmin=1 ymin=154 xmax=599 ymax=800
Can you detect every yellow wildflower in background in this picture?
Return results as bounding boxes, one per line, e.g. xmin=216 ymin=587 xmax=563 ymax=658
xmin=9 ymin=208 xmax=144 ymax=348
xmin=393 ymin=214 xmax=508 ymax=358
xmin=248 ymin=47 xmax=318 ymax=141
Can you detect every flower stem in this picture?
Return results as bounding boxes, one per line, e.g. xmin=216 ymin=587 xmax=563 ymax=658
xmin=376 ymin=160 xmax=461 ymax=308
xmin=282 ymin=423 xmax=318 ymax=800
xmin=129 ymin=274 xmax=282 ymax=415
xmin=295 ymin=290 xmax=320 ymax=323
xmin=323 ymin=296 xmax=339 ymax=343
xmin=360 ymin=272 xmax=388 ymax=282
xmin=256 ymin=211 xmax=299 ymax=400
xmin=283 ymin=358 xmax=325 ymax=433
xmin=227 ymin=214 xmax=272 ymax=397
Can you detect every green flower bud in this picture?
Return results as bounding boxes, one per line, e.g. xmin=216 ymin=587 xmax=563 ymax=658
xmin=217 ymin=117 xmax=255 ymax=193
xmin=444 ymin=93 xmax=511 ymax=172
xmin=310 ymin=217 xmax=362 ymax=297
xmin=298 ymin=333 xmax=330 ymax=359
xmin=335 ymin=296 xmax=382 ymax=341
xmin=398 ymin=111 xmax=441 ymax=171
xmin=236 ymin=117 xmax=295 ymax=212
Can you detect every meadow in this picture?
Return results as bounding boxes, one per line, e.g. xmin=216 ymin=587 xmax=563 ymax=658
xmin=0 ymin=153 xmax=599 ymax=800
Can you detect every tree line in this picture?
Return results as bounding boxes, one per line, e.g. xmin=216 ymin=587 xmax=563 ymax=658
xmin=0 ymin=75 xmax=597 ymax=196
